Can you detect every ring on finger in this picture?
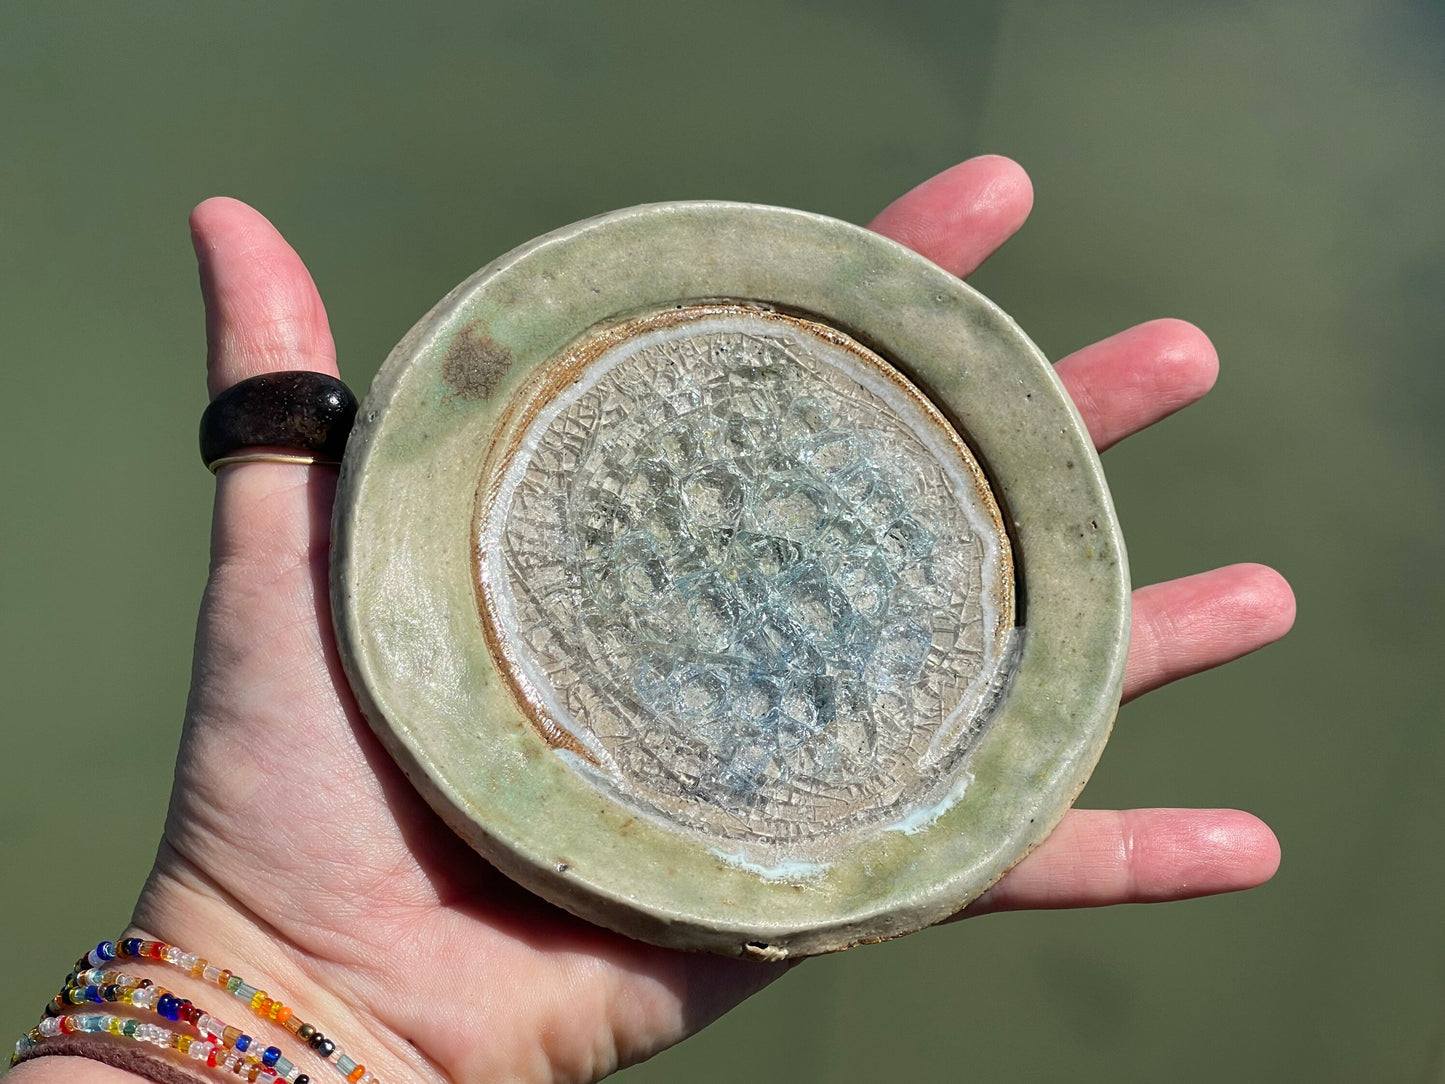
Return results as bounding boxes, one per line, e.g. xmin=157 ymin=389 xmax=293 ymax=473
xmin=199 ymin=371 xmax=357 ymax=473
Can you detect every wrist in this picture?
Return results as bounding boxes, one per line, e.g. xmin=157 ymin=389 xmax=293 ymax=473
xmin=129 ymin=853 xmax=436 ymax=1084
xmin=11 ymin=847 xmax=435 ymax=1084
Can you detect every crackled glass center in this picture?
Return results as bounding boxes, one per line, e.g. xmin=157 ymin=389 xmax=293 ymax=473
xmin=477 ymin=306 xmax=1014 ymax=852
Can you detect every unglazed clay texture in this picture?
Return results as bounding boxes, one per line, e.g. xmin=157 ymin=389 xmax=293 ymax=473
xmin=477 ymin=308 xmax=1014 ymax=863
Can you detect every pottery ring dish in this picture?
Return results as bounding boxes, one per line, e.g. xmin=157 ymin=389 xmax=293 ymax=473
xmin=330 ymin=202 xmax=1129 ymax=958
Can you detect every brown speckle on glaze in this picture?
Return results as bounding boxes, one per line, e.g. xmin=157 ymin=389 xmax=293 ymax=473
xmin=443 ymin=321 xmax=513 ymax=400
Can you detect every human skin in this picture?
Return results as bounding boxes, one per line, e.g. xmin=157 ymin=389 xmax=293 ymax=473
xmin=11 ymin=155 xmax=1295 ymax=1084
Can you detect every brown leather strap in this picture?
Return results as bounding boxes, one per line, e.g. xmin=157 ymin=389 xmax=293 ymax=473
xmin=14 ymin=1038 xmax=211 ymax=1084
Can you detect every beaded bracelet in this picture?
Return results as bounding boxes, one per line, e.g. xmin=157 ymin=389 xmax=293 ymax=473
xmin=17 ymin=977 xmax=305 ymax=1083
xmin=17 ymin=1013 xmax=283 ymax=1081
xmin=9 ymin=941 xmax=385 ymax=1084
xmin=51 ymin=971 xmax=301 ymax=1083
xmin=87 ymin=940 xmax=381 ymax=1084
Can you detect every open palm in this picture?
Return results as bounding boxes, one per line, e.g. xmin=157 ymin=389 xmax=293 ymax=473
xmin=18 ymin=156 xmax=1294 ymax=1084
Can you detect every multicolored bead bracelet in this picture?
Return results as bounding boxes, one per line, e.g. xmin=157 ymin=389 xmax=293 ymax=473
xmin=17 ymin=1013 xmax=285 ymax=1082
xmin=88 ymin=940 xmax=380 ymax=1084
xmin=50 ymin=971 xmax=302 ymax=1082
xmin=9 ymin=941 xmax=385 ymax=1084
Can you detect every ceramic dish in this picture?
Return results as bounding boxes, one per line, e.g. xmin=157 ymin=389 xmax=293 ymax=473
xmin=330 ymin=202 xmax=1129 ymax=957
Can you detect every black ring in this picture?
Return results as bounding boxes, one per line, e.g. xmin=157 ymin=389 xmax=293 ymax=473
xmin=200 ymin=371 xmax=358 ymax=470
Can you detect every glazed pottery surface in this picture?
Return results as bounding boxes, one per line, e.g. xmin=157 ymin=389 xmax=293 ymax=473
xmin=330 ymin=202 xmax=1129 ymax=957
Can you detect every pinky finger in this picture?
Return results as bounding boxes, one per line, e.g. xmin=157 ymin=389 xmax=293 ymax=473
xmin=962 ymin=808 xmax=1280 ymax=916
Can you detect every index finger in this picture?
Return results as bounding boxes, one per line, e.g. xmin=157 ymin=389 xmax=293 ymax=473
xmin=868 ymin=155 xmax=1034 ymax=278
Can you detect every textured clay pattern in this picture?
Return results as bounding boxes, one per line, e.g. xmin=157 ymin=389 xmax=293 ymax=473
xmin=478 ymin=308 xmax=1013 ymax=852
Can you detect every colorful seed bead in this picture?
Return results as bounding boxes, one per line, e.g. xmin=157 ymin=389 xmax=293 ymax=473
xmin=35 ymin=937 xmax=389 ymax=1084
xmin=19 ymin=1015 xmax=290 ymax=1082
xmin=57 ymin=979 xmax=282 ymax=1065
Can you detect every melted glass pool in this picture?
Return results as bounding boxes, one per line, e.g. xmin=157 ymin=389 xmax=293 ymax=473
xmin=478 ymin=306 xmax=1014 ymax=852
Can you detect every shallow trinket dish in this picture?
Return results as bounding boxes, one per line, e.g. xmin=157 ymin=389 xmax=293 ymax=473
xmin=330 ymin=202 xmax=1129 ymax=958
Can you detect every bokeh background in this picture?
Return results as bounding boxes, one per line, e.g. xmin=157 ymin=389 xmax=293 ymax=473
xmin=3 ymin=2 xmax=1443 ymax=1080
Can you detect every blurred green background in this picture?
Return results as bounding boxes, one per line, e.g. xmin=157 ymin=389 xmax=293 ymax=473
xmin=3 ymin=1 xmax=1442 ymax=1080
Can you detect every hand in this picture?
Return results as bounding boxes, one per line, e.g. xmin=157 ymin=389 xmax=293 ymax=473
xmin=13 ymin=156 xmax=1294 ymax=1084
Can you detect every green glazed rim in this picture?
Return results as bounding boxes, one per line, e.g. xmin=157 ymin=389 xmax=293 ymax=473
xmin=330 ymin=201 xmax=1130 ymax=957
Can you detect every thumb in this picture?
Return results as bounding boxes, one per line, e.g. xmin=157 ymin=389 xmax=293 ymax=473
xmin=191 ymin=197 xmax=341 ymax=574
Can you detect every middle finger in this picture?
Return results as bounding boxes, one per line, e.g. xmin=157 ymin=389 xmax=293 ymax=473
xmin=1054 ymin=318 xmax=1220 ymax=452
